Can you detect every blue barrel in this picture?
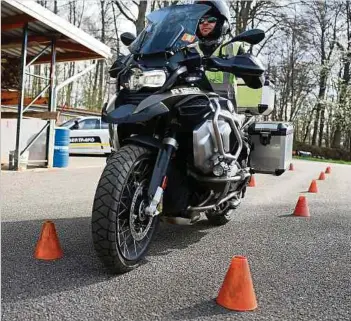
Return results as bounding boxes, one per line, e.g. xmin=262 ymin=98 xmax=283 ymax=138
xmin=53 ymin=127 xmax=70 ymax=167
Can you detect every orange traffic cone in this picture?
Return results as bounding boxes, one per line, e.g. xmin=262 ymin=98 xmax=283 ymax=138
xmin=216 ymin=256 xmax=257 ymax=311
xmin=289 ymin=163 xmax=294 ymax=171
xmin=318 ymin=171 xmax=326 ymax=180
xmin=34 ymin=221 xmax=63 ymax=260
xmin=325 ymin=166 xmax=331 ymax=174
xmin=293 ymin=196 xmax=310 ymax=217
xmin=308 ymin=180 xmax=318 ymax=193
xmin=248 ymin=175 xmax=256 ymax=187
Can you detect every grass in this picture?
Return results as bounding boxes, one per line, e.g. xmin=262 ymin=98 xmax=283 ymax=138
xmin=293 ymin=156 xmax=351 ymax=165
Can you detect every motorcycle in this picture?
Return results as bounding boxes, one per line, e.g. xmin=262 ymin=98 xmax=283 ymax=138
xmin=92 ymin=3 xmax=268 ymax=274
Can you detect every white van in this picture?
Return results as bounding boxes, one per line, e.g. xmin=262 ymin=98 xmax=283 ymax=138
xmin=59 ymin=116 xmax=111 ymax=155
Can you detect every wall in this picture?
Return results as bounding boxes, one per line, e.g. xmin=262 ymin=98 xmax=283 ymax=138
xmin=1 ymin=119 xmax=48 ymax=166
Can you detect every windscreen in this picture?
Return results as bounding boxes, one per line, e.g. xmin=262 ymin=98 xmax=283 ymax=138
xmin=129 ymin=4 xmax=211 ymax=55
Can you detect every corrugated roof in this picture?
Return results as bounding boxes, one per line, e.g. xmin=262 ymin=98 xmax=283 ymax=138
xmin=1 ymin=0 xmax=112 ymax=64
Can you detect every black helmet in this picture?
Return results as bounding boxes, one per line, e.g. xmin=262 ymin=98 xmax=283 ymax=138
xmin=194 ymin=0 xmax=231 ymax=39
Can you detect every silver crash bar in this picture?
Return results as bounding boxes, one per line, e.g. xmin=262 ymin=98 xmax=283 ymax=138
xmin=212 ymin=99 xmax=243 ymax=162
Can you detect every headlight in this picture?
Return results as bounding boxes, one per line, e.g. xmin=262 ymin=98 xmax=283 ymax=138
xmin=127 ymin=68 xmax=166 ymax=91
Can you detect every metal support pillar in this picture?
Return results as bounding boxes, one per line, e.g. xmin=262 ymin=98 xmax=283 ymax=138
xmin=46 ymin=38 xmax=57 ymax=168
xmin=14 ymin=23 xmax=28 ymax=171
xmin=12 ymin=24 xmax=57 ymax=170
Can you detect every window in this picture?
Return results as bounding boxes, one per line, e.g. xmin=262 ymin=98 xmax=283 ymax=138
xmin=101 ymin=121 xmax=109 ymax=129
xmin=59 ymin=118 xmax=79 ymax=128
xmin=79 ymin=119 xmax=100 ymax=129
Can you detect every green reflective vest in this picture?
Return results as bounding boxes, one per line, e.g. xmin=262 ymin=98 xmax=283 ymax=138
xmin=196 ymin=42 xmax=243 ymax=99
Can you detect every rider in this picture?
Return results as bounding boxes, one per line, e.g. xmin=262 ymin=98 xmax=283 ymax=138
xmin=192 ymin=1 xmax=249 ymax=215
xmin=194 ymin=0 xmax=246 ymax=106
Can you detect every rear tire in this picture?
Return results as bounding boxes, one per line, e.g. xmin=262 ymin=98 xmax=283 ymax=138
xmin=92 ymin=144 xmax=159 ymax=274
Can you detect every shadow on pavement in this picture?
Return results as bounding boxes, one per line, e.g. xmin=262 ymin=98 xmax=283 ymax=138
xmin=1 ymin=216 xmax=213 ymax=303
xmin=148 ymin=218 xmax=217 ymax=257
xmin=163 ymin=298 xmax=237 ymax=320
xmin=69 ymin=154 xmax=107 ymax=158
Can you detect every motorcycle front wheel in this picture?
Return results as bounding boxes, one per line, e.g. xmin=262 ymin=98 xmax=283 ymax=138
xmin=92 ymin=144 xmax=159 ymax=274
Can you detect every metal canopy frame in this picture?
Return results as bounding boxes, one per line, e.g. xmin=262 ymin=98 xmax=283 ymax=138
xmin=14 ymin=23 xmax=57 ymax=170
xmin=12 ymin=25 xmax=100 ymax=170
xmin=1 ymin=0 xmax=112 ymax=171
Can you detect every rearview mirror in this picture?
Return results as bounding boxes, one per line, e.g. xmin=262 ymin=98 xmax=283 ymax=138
xmin=231 ymin=29 xmax=265 ymax=45
xmin=120 ymin=32 xmax=136 ymax=46
xmin=219 ymin=29 xmax=265 ymax=57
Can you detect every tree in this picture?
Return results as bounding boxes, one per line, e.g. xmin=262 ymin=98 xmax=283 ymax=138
xmin=113 ymin=0 xmax=180 ymax=36
xmin=229 ymin=0 xmax=287 ymax=56
xmin=301 ymin=1 xmax=342 ymax=146
xmin=331 ymin=0 xmax=351 ymax=148
xmin=113 ymin=1 xmax=148 ymax=35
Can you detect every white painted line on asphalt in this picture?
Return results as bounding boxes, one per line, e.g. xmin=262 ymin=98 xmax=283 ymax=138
xmin=1 ymin=165 xmax=105 ymax=174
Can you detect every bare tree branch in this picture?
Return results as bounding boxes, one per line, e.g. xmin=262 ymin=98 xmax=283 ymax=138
xmin=114 ymin=0 xmax=136 ymax=22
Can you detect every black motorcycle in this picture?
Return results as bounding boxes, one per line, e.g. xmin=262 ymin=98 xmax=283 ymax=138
xmin=92 ymin=4 xmax=266 ymax=274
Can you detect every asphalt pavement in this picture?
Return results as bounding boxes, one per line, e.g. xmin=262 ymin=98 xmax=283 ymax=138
xmin=1 ymin=158 xmax=350 ymax=321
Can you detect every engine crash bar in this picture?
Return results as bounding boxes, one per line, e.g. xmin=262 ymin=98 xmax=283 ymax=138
xmin=212 ymin=100 xmax=243 ymax=162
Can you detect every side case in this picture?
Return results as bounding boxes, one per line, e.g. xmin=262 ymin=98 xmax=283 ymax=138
xmin=248 ymin=122 xmax=294 ymax=176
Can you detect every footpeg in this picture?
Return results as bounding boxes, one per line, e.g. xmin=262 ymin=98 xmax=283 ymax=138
xmin=228 ymin=197 xmax=241 ymax=209
xmin=190 ymin=212 xmax=201 ymax=223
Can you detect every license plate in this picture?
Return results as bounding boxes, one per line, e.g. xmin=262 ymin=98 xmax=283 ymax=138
xmin=171 ymin=87 xmax=200 ymax=95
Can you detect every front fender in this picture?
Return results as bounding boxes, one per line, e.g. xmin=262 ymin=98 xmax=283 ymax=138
xmin=124 ymin=135 xmax=162 ymax=150
xmin=102 ymin=87 xmax=211 ymax=125
xmin=101 ymin=90 xmax=170 ymax=125
xmin=133 ymin=87 xmax=210 ymax=114
xmin=101 ymin=93 xmax=118 ymax=121
xmin=103 ymin=102 xmax=169 ymax=124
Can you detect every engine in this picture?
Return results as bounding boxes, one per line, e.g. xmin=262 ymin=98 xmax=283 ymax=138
xmin=193 ymin=119 xmax=235 ymax=175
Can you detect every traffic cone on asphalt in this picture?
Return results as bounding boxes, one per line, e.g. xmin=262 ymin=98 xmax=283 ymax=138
xmin=293 ymin=196 xmax=310 ymax=217
xmin=289 ymin=163 xmax=294 ymax=171
xmin=325 ymin=166 xmax=331 ymax=174
xmin=308 ymin=180 xmax=318 ymax=193
xmin=248 ymin=175 xmax=256 ymax=187
xmin=318 ymin=171 xmax=326 ymax=180
xmin=216 ymin=256 xmax=257 ymax=311
xmin=34 ymin=221 xmax=63 ymax=260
